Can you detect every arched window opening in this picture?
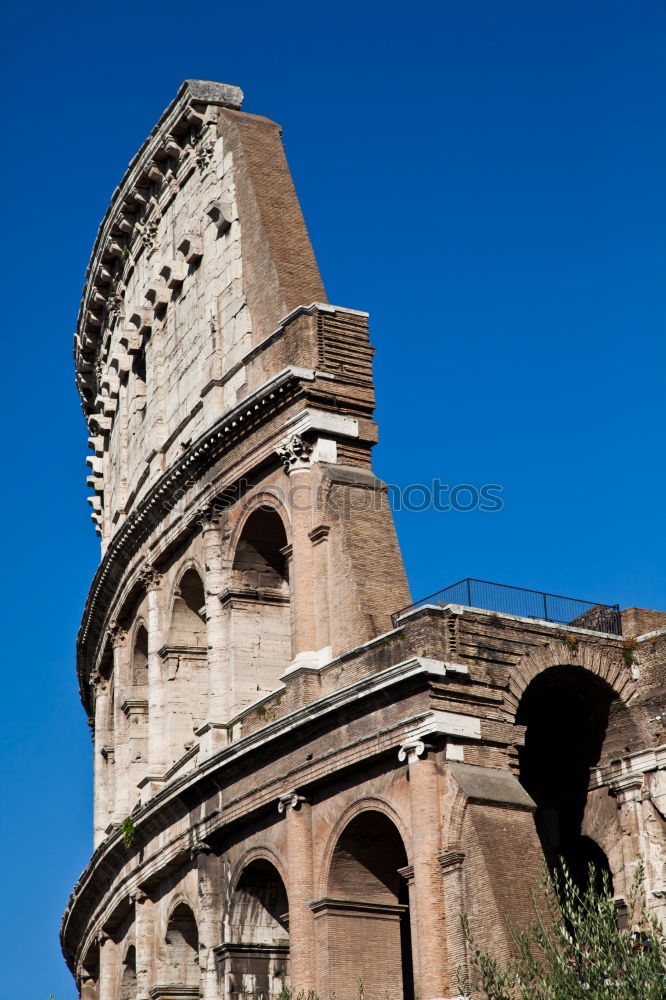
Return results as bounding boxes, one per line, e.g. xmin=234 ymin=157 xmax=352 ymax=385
xmin=226 ymin=508 xmax=291 ymax=714
xmin=163 ymin=902 xmax=199 ymax=987
xmin=516 ymin=667 xmax=636 ymax=896
xmin=120 ymin=945 xmax=137 ymax=1000
xmin=222 ymin=859 xmax=289 ymax=1000
xmin=132 ymin=624 xmax=148 ymax=686
xmin=163 ymin=569 xmax=208 ymax=764
xmin=168 ymin=569 xmax=207 ymax=647
xmin=232 ymin=508 xmax=289 ymax=591
xmin=324 ymin=811 xmax=413 ymax=1000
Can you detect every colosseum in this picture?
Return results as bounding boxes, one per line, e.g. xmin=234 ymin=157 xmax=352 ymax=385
xmin=62 ymin=79 xmax=666 ymax=1000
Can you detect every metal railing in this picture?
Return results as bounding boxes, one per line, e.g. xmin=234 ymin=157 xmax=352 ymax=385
xmin=391 ymin=577 xmax=622 ymax=635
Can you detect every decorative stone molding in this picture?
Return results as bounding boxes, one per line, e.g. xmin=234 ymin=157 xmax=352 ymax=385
xmin=277 ymin=432 xmax=313 ymax=473
xmin=121 ymin=699 xmax=148 ymax=719
xmin=438 ymin=850 xmax=465 ymax=873
xmin=278 ymin=790 xmax=307 ymax=813
xmin=308 ymin=524 xmax=330 ymax=545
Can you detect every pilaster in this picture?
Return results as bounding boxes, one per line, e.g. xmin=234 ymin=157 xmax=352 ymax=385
xmin=194 ymin=843 xmax=223 ymax=1000
xmin=278 ymin=790 xmax=317 ymax=991
xmin=398 ymin=738 xmax=448 ymax=1000
xmin=278 ymin=435 xmax=318 ymax=665
xmin=92 ymin=673 xmax=111 ymax=848
xmin=98 ymin=931 xmax=117 ymax=1000
xmin=141 ymin=565 xmax=165 ymax=774
xmin=197 ymin=504 xmax=229 ymax=724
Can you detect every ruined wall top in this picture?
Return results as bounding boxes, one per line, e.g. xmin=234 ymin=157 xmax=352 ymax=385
xmin=75 ymin=80 xmax=327 ymax=545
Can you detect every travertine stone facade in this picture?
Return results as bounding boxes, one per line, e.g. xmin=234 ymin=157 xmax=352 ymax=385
xmin=63 ymin=81 xmax=665 ymax=1000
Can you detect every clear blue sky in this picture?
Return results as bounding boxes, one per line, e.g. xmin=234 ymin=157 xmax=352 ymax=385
xmin=1 ymin=1 xmax=664 ymax=996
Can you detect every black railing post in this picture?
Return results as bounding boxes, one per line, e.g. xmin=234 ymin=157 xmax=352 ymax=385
xmin=543 ymin=592 xmax=548 ymax=621
xmin=466 ymin=579 xmax=471 ymax=607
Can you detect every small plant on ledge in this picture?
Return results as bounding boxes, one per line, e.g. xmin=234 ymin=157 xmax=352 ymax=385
xmin=121 ymin=815 xmax=136 ymax=849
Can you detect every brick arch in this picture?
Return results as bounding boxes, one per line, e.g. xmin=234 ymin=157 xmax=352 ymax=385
xmin=503 ymin=638 xmax=637 ymax=719
xmin=317 ymin=796 xmax=411 ymax=898
xmin=229 ymin=845 xmax=288 ymax=894
xmin=226 ymin=490 xmax=292 ymax=562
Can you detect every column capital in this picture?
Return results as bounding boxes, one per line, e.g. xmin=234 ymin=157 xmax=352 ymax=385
xmin=278 ymin=790 xmax=308 ymax=813
xmin=138 ymin=563 xmax=162 ymax=591
xmin=277 ymin=432 xmax=313 ymax=473
xmin=194 ymin=502 xmax=224 ymax=530
xmin=191 ymin=837 xmax=215 ymax=858
xmin=398 ymin=736 xmax=434 ymax=763
xmin=90 ymin=670 xmax=109 ymax=695
xmin=108 ymin=619 xmax=127 ymax=647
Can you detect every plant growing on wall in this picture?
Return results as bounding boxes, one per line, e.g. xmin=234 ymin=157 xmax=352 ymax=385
xmin=457 ymin=863 xmax=666 ymax=1000
xmin=120 ymin=816 xmax=136 ymax=848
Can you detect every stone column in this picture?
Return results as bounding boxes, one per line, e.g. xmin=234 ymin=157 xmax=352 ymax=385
xmin=195 ymin=844 xmax=223 ymax=1000
xmin=135 ymin=888 xmax=156 ymax=998
xmin=399 ymin=738 xmax=448 ymax=1000
xmin=309 ymin=525 xmax=332 ymax=657
xmin=140 ymin=566 xmax=165 ymax=774
xmin=98 ymin=932 xmax=117 ymax=1000
xmin=110 ymin=623 xmax=129 ymax=821
xmin=92 ymin=673 xmax=111 ymax=848
xmin=279 ymin=791 xmax=317 ymax=992
xmin=277 ymin=435 xmax=317 ymax=664
xmin=197 ymin=504 xmax=229 ymax=724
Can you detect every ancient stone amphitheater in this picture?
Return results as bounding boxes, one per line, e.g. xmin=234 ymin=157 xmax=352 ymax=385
xmin=61 ymin=80 xmax=666 ymax=1000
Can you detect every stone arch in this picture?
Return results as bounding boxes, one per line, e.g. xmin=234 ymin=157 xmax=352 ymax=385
xmin=516 ymin=663 xmax=641 ymax=894
xmin=119 ymin=943 xmax=137 ymax=1000
xmin=322 ymin=807 xmax=414 ymax=1000
xmin=224 ymin=502 xmax=292 ymax=713
xmin=167 ymin=565 xmax=207 ymax=646
xmin=162 ymin=900 xmax=199 ymax=987
xmin=222 ymin=856 xmax=290 ymax=1000
xmin=131 ymin=619 xmax=148 ymax=687
xmin=162 ymin=564 xmax=208 ymax=763
xmin=231 ymin=506 xmax=290 ymax=591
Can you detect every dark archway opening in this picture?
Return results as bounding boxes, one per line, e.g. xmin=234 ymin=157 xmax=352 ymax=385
xmin=232 ymin=508 xmax=289 ymax=590
xmin=163 ymin=902 xmax=199 ymax=987
xmin=327 ymin=811 xmax=414 ymax=1000
xmin=517 ymin=667 xmax=615 ymax=895
xmin=224 ymin=858 xmax=289 ymax=1000
xmin=228 ymin=507 xmax=292 ymax=709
